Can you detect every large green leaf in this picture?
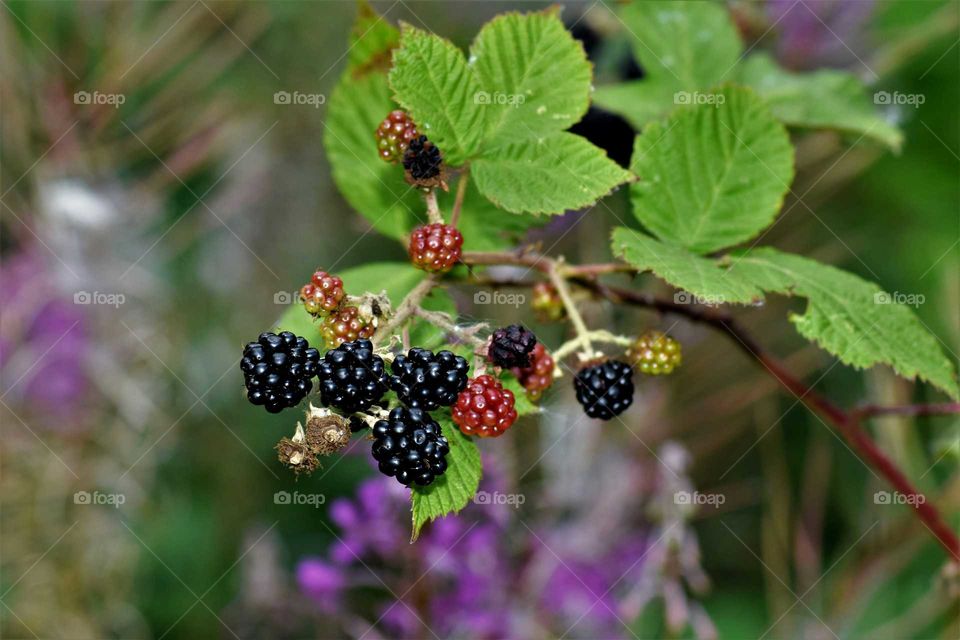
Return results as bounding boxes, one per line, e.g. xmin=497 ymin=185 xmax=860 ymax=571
xmin=611 ymin=228 xmax=763 ymax=304
xmin=324 ymin=72 xmax=423 ymax=240
xmin=592 ymin=77 xmax=678 ymax=130
xmin=630 ymin=85 xmax=794 ymax=254
xmin=411 ymin=414 xmax=482 ymax=541
xmin=389 ymin=25 xmax=487 ymax=165
xmin=727 ymin=248 xmax=959 ymax=398
xmin=470 ymin=7 xmax=591 ymax=143
xmin=473 ymin=132 xmax=633 ymax=215
xmin=737 ymin=53 xmax=903 ymax=151
xmin=619 ymin=0 xmax=741 ymax=90
xmin=346 ymin=0 xmax=399 ymax=75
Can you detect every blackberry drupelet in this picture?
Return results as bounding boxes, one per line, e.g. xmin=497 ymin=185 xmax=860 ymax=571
xmin=402 ymin=135 xmax=442 ymax=180
xmin=241 ymin=331 xmax=320 ymax=413
xmin=488 ymin=324 xmax=537 ymax=368
xmin=389 ymin=348 xmax=470 ymax=411
xmin=573 ymin=359 xmax=634 ymax=420
xmin=371 ymin=407 xmax=450 ymax=486
xmin=316 ymin=339 xmax=388 ymax=413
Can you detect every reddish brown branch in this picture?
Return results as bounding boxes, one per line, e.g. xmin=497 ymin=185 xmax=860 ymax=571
xmin=457 ymin=251 xmax=960 ymax=559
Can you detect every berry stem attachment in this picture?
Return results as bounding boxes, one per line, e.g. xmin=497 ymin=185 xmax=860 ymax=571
xmin=450 ymin=168 xmax=469 ymax=228
xmin=372 ymin=275 xmax=437 ymax=344
xmin=553 ymin=330 xmax=634 ymax=364
xmin=425 ymin=190 xmax=442 ymax=224
xmin=547 ymin=259 xmax=596 ymax=360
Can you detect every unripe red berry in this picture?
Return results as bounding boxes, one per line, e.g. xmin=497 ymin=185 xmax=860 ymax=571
xmin=408 ymin=223 xmax=463 ymax=273
xmin=513 ymin=343 xmax=555 ymax=402
xmin=452 ymin=374 xmax=518 ymax=438
xmin=299 ymin=270 xmax=345 ymax=316
xmin=320 ymin=306 xmax=373 ymax=349
xmin=375 ymin=110 xmax=419 ymax=164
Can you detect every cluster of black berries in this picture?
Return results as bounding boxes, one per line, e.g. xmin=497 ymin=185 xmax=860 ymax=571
xmin=369 ymin=348 xmax=470 ymax=487
xmin=241 ymin=332 xmax=320 ymax=414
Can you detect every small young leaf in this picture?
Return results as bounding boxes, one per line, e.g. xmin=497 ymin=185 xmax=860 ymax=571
xmin=411 ymin=414 xmax=482 ymax=541
xmin=737 ymin=53 xmax=903 ymax=151
xmin=471 ymin=8 xmax=591 ymax=143
xmin=324 ymin=72 xmax=423 ymax=240
xmin=347 ymin=0 xmax=400 ymax=76
xmin=630 ymin=85 xmax=794 ymax=254
xmin=389 ymin=25 xmax=487 ymax=165
xmin=727 ymin=248 xmax=959 ymax=399
xmin=473 ymin=132 xmax=633 ymax=215
xmin=611 ymin=228 xmax=763 ymax=304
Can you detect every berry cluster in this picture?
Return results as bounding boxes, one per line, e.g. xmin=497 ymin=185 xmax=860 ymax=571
xmin=574 ymin=360 xmax=634 ymax=421
xmin=371 ymin=407 xmax=449 ymax=486
xmin=316 ymin=339 xmax=388 ymax=413
xmin=375 ymin=110 xmax=419 ymax=164
xmin=321 ymin=306 xmax=374 ymax=349
xmin=452 ymin=375 xmax=518 ymax=437
xmin=300 ymin=270 xmax=345 ymax=317
xmin=628 ymin=331 xmax=682 ymax=376
xmin=389 ymin=348 xmax=470 ymax=411
xmin=513 ymin=343 xmax=555 ymax=401
xmin=488 ymin=324 xmax=537 ymax=369
xmin=241 ymin=332 xmax=320 ymax=414
xmin=408 ymin=223 xmax=463 ymax=273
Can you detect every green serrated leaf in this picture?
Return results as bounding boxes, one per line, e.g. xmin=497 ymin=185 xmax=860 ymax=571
xmin=389 ymin=25 xmax=487 ymax=165
xmin=630 ymin=85 xmax=794 ymax=254
xmin=619 ymin=0 xmax=741 ymax=89
xmin=727 ymin=248 xmax=959 ymax=398
xmin=473 ymin=132 xmax=632 ymax=215
xmin=347 ymin=0 xmax=399 ymax=76
xmin=324 ymin=72 xmax=423 ymax=240
xmin=611 ymin=228 xmax=763 ymax=304
xmin=411 ymin=414 xmax=482 ymax=541
xmin=470 ymin=8 xmax=591 ymax=143
xmin=737 ymin=53 xmax=903 ymax=151
xmin=499 ymin=375 xmax=540 ymax=417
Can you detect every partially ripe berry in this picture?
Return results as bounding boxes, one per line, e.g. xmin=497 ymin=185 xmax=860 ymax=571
xmin=408 ymin=223 xmax=463 ymax=273
xmin=488 ymin=324 xmax=537 ymax=368
xmin=375 ymin=110 xmax=419 ymax=164
xmin=628 ymin=330 xmax=682 ymax=375
xmin=452 ymin=375 xmax=518 ymax=437
xmin=573 ymin=359 xmax=634 ymax=420
xmin=513 ymin=343 xmax=555 ymax=402
xmin=320 ymin=306 xmax=373 ymax=349
xmin=531 ymin=282 xmax=565 ymax=322
xmin=299 ymin=269 xmax=345 ymax=317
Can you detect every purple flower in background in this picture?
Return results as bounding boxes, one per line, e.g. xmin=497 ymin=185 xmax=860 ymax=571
xmin=768 ymin=0 xmax=875 ymax=71
xmin=296 ymin=558 xmax=345 ymax=613
xmin=0 ymin=247 xmax=89 ymax=424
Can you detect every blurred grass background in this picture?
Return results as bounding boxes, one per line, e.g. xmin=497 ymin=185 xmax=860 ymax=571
xmin=1 ymin=1 xmax=957 ymax=638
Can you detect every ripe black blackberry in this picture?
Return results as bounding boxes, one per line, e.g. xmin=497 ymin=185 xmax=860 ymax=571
xmin=402 ymin=135 xmax=442 ymax=180
xmin=241 ymin=331 xmax=320 ymax=413
xmin=487 ymin=324 xmax=537 ymax=368
xmin=371 ymin=407 xmax=450 ymax=486
xmin=573 ymin=359 xmax=634 ymax=420
xmin=316 ymin=339 xmax=388 ymax=413
xmin=389 ymin=348 xmax=470 ymax=411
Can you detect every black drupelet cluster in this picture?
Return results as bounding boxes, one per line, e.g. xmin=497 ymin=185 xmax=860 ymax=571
xmin=371 ymin=407 xmax=450 ymax=486
xmin=402 ymin=135 xmax=443 ymax=180
xmin=389 ymin=347 xmax=470 ymax=411
xmin=316 ymin=339 xmax=388 ymax=413
xmin=574 ymin=360 xmax=635 ymax=420
xmin=241 ymin=332 xmax=320 ymax=414
xmin=488 ymin=324 xmax=537 ymax=368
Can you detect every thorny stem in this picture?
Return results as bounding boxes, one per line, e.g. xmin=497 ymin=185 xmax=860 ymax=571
xmin=450 ymin=168 xmax=469 ymax=228
xmin=456 ymin=249 xmax=960 ymax=559
xmin=413 ymin=307 xmax=487 ymax=350
xmin=424 ymin=190 xmax=442 ymax=224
